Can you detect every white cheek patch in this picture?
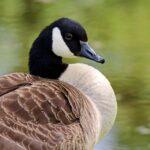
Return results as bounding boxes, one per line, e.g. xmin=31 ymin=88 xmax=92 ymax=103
xmin=52 ymin=27 xmax=75 ymax=58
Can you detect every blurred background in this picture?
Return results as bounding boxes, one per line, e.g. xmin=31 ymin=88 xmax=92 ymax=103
xmin=0 ymin=0 xmax=149 ymax=149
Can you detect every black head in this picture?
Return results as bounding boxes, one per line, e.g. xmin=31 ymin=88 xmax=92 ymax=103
xmin=51 ymin=18 xmax=105 ymax=63
xmin=50 ymin=18 xmax=86 ymax=56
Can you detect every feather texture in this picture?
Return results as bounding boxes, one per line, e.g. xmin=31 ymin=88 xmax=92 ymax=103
xmin=0 ymin=73 xmax=100 ymax=150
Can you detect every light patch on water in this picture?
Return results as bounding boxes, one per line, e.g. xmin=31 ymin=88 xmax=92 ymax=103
xmin=136 ymin=126 xmax=150 ymax=135
xmin=94 ymin=127 xmax=117 ymax=150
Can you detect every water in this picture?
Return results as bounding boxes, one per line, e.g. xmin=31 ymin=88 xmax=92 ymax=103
xmin=0 ymin=0 xmax=149 ymax=149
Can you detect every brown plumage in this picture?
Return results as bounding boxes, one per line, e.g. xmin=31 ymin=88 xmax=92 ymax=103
xmin=0 ymin=73 xmax=99 ymax=150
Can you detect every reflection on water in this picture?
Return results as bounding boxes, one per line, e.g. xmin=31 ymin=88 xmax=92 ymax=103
xmin=0 ymin=0 xmax=149 ymax=149
xmin=95 ymin=127 xmax=118 ymax=150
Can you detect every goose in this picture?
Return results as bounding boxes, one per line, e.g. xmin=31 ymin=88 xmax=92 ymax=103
xmin=0 ymin=18 xmax=117 ymax=150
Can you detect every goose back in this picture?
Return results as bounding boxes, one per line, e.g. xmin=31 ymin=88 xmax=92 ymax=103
xmin=0 ymin=73 xmax=100 ymax=150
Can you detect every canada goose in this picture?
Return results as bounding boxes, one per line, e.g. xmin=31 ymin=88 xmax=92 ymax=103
xmin=0 ymin=18 xmax=117 ymax=150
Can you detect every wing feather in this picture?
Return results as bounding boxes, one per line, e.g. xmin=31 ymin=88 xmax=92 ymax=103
xmin=0 ymin=75 xmax=87 ymax=149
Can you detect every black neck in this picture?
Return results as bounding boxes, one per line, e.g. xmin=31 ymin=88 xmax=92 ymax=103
xmin=29 ymin=26 xmax=68 ymax=79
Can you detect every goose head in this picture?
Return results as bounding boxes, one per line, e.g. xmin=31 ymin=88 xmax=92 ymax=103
xmin=50 ymin=18 xmax=105 ymax=63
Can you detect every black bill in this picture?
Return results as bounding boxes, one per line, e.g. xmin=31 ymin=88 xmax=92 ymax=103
xmin=78 ymin=41 xmax=105 ymax=64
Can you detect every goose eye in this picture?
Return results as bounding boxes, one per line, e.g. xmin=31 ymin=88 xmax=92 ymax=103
xmin=65 ymin=33 xmax=73 ymax=40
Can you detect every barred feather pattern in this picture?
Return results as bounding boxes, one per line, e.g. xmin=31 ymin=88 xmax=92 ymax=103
xmin=0 ymin=73 xmax=100 ymax=150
